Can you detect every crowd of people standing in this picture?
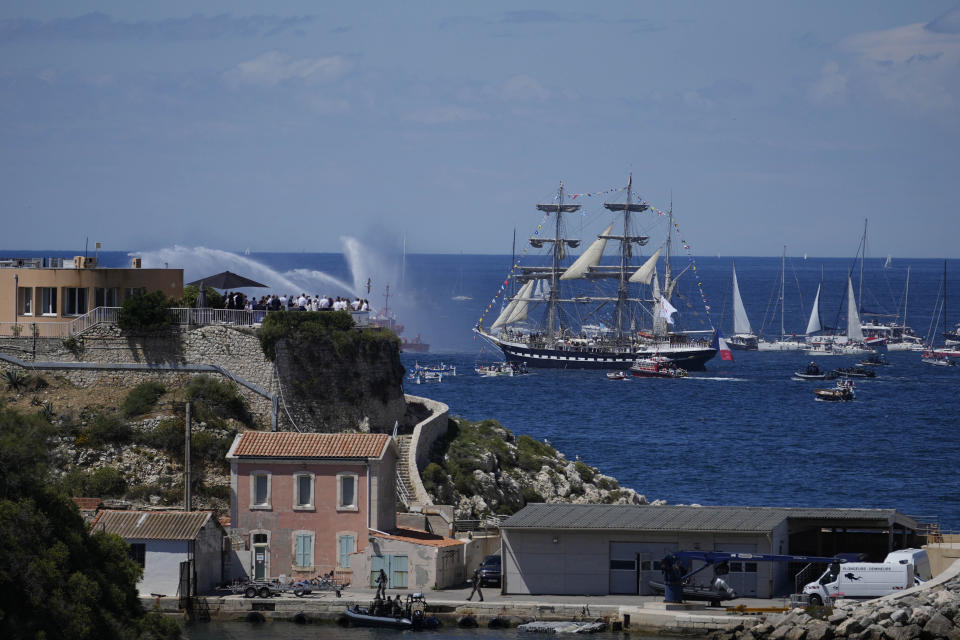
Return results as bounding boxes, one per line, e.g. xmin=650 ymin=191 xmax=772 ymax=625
xmin=220 ymin=291 xmax=370 ymax=313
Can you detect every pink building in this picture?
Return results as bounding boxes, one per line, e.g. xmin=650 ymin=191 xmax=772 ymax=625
xmin=227 ymin=432 xmax=397 ymax=582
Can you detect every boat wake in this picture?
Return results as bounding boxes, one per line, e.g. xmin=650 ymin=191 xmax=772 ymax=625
xmin=687 ymin=376 xmax=747 ymax=382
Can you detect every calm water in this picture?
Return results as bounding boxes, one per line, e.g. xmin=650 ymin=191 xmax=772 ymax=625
xmin=8 ymin=249 xmax=960 ymax=528
xmin=183 ymin=623 xmax=643 ymax=640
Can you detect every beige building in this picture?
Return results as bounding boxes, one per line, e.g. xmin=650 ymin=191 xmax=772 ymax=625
xmin=0 ymin=256 xmax=183 ymax=327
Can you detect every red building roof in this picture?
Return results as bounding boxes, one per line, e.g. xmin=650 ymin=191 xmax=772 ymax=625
xmin=230 ymin=432 xmax=391 ymax=459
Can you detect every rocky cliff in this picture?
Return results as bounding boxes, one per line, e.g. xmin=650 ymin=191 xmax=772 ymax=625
xmin=259 ymin=311 xmax=407 ymax=432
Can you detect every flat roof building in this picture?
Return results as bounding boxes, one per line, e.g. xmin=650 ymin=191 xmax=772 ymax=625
xmin=0 ymin=256 xmax=182 ymax=334
xmin=500 ymin=503 xmax=920 ymax=598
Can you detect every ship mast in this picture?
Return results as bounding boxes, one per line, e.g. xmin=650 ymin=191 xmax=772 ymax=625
xmin=534 ymin=182 xmax=581 ymax=334
xmin=603 ymin=174 xmax=649 ymax=339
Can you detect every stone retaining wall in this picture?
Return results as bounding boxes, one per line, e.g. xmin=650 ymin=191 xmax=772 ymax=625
xmin=404 ymin=394 xmax=450 ymax=505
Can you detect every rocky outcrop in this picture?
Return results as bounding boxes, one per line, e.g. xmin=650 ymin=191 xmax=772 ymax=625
xmin=421 ymin=419 xmax=659 ymax=520
xmin=712 ymin=563 xmax=960 ymax=640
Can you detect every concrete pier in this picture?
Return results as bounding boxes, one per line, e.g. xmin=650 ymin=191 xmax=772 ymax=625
xmin=142 ymin=585 xmax=766 ymax=635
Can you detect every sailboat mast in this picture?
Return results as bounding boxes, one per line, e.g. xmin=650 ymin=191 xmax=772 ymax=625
xmin=858 ymin=218 xmax=867 ymax=315
xmin=548 ymin=183 xmax=564 ymax=334
xmin=616 ymin=176 xmax=633 ymax=338
xmin=664 ymin=202 xmax=673 ymax=295
xmin=511 ymin=228 xmax=516 ymax=297
xmin=780 ymin=246 xmax=786 ymax=338
xmin=944 ymin=259 xmax=948 ymax=343
xmin=903 ymin=265 xmax=910 ymax=331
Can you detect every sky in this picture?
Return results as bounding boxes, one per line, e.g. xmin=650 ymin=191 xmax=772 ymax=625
xmin=2 ymin=1 xmax=960 ymax=258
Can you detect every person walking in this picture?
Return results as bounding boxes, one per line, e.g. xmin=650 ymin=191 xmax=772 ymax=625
xmin=466 ymin=567 xmax=483 ymax=601
xmin=375 ymin=569 xmax=388 ymax=600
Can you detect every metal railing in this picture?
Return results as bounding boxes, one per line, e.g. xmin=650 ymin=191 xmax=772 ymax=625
xmin=0 ymin=307 xmax=372 ymax=339
xmin=396 ymin=474 xmax=412 ymax=509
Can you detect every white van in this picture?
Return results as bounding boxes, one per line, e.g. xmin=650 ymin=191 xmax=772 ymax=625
xmin=803 ymin=562 xmax=914 ymax=605
xmin=883 ymin=548 xmax=931 ymax=582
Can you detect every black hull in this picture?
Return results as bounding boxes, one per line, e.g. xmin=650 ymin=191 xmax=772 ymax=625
xmin=343 ymin=607 xmax=413 ymax=629
xmin=496 ymin=342 xmax=717 ymax=371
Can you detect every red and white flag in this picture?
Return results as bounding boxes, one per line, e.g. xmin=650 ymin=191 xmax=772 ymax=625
xmin=718 ymin=335 xmax=734 ymax=362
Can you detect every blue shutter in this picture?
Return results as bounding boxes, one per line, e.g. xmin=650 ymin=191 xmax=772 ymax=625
xmin=391 ymin=555 xmax=408 ymax=588
xmin=339 ymin=535 xmax=354 ymax=568
xmin=296 ymin=534 xmax=312 ymax=567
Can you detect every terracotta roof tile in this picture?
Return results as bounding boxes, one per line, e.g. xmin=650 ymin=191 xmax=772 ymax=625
xmin=231 ymin=432 xmax=390 ymax=459
xmin=372 ymin=528 xmax=466 ymax=548
xmin=72 ymin=497 xmax=103 ymax=511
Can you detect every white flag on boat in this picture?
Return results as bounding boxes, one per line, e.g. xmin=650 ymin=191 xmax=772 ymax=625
xmin=659 ymin=296 xmax=678 ymax=324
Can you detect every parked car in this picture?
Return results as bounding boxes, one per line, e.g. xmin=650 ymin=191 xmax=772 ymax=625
xmin=478 ymin=554 xmax=501 ymax=587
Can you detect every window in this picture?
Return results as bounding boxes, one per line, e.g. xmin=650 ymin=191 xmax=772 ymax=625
xmin=39 ymin=287 xmax=57 ymax=315
xmin=129 ymin=543 xmax=146 ymax=568
xmin=17 ymin=288 xmax=33 ymax=316
xmin=337 ymin=473 xmax=358 ymax=510
xmin=338 ymin=535 xmax=355 ymax=568
xmin=294 ymin=473 xmax=314 ymax=509
xmin=63 ymin=287 xmax=89 ymax=316
xmin=252 ymin=533 xmax=268 ymax=545
xmin=250 ymin=472 xmax=271 ymax=508
xmin=124 ymin=287 xmax=146 ymax=300
xmin=294 ymin=532 xmax=314 ymax=568
xmin=95 ymin=287 xmax=119 ymax=307
xmin=610 ymin=559 xmax=636 ymax=570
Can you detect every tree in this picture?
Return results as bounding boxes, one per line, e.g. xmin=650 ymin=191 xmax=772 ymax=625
xmin=117 ymin=291 xmax=174 ymax=332
xmin=0 ymin=408 xmax=179 ymax=639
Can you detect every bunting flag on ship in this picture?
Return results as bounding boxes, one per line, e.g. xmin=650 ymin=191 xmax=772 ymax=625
xmin=478 ymin=210 xmax=552 ymax=326
xmin=478 ymin=193 xmax=716 ymax=332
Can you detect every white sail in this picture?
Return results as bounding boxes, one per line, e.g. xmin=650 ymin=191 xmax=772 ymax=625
xmin=504 ymin=280 xmax=536 ymax=325
xmin=805 ymin=283 xmax=822 ymax=335
xmin=629 ymin=248 xmax=662 ymax=285
xmin=846 ymin=277 xmax=863 ymax=341
xmin=490 ymin=296 xmax=520 ymax=331
xmin=731 ymin=262 xmax=752 ymax=335
xmin=560 ymin=224 xmax=614 ymax=280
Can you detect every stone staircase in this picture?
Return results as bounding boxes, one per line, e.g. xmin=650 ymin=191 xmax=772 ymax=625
xmin=394 ymin=434 xmax=415 ymax=508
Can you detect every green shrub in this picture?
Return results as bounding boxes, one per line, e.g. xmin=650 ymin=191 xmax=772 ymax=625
xmin=138 ymin=418 xmax=184 ymax=456
xmin=117 ymin=290 xmax=174 ymax=332
xmin=258 ymin=310 xmax=357 ymax=360
xmin=522 ymin=486 xmax=544 ymax=504
xmin=84 ymin=413 xmax=133 ymax=447
xmin=574 ymin=461 xmax=595 ymax=483
xmin=180 ymin=284 xmax=223 ymax=309
xmin=517 ymin=435 xmax=555 ymax=471
xmin=185 ymin=375 xmax=252 ymax=426
xmin=198 ymin=484 xmax=231 ymax=501
xmin=597 ymin=476 xmax=618 ymax=491
xmin=126 ymin=483 xmax=164 ymax=503
xmin=421 ymin=462 xmax=448 ymax=493
xmin=62 ymin=467 xmax=128 ymax=497
xmin=23 ymin=374 xmax=49 ymax=392
xmin=4 ymin=369 xmax=27 ymax=391
xmin=122 ymin=382 xmax=166 ymax=417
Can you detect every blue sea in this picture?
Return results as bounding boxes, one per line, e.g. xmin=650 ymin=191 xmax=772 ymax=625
xmin=7 ymin=249 xmax=960 ymax=531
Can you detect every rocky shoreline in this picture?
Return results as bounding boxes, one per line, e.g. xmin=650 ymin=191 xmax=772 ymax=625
xmin=712 ymin=565 xmax=960 ymax=640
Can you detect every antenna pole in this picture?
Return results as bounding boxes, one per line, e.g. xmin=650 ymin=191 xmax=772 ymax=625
xmin=858 ymin=218 xmax=867 ymax=315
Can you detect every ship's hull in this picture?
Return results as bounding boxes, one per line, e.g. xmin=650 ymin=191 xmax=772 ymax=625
xmin=479 ymin=331 xmax=717 ymax=371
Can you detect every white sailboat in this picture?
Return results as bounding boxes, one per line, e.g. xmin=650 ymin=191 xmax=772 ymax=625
xmin=757 ymin=247 xmax=807 ymax=351
xmin=829 ymin=277 xmax=872 ymax=355
xmin=887 ymin=266 xmax=925 ymax=351
xmin=727 ymin=260 xmax=757 ymax=350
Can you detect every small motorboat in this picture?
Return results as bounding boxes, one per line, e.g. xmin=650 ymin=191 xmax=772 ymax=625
xmin=341 ymin=593 xmax=440 ymax=630
xmin=858 ymin=354 xmax=890 ymax=367
xmin=831 ymin=366 xmax=876 ymax=378
xmin=794 ymin=362 xmax=838 ymax=380
xmin=606 ymin=371 xmax=629 ymax=380
xmin=921 ymin=351 xmax=956 ymax=367
xmin=630 ymin=356 xmax=688 ymax=379
xmin=814 ymin=379 xmax=856 ymax=402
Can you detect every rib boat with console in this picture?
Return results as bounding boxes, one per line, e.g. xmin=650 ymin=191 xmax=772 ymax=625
xmin=474 ymin=177 xmax=717 ymax=370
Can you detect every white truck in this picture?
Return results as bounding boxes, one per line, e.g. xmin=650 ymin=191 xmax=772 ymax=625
xmin=883 ymin=548 xmax=931 ymax=582
xmin=803 ymin=561 xmax=914 ymax=605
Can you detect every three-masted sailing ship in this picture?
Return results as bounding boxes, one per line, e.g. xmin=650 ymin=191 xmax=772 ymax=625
xmin=473 ymin=177 xmax=717 ymax=370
